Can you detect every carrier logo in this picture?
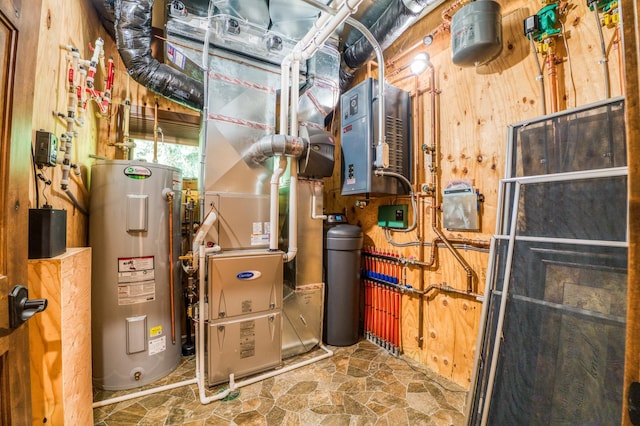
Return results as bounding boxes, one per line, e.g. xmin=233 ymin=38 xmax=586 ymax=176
xmin=236 ymin=271 xmax=262 ymax=281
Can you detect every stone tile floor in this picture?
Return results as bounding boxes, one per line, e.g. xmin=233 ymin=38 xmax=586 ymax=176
xmin=93 ymin=340 xmax=468 ymax=425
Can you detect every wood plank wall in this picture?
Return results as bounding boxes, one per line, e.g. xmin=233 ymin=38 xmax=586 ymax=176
xmin=324 ymin=0 xmax=624 ymax=389
xmin=621 ymin=1 xmax=639 ymax=424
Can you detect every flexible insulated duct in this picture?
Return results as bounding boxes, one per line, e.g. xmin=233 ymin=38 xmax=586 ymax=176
xmin=114 ymin=0 xmax=204 ymax=110
xmin=339 ymin=0 xmax=428 ymax=91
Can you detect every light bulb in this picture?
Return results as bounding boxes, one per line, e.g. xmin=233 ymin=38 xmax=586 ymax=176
xmin=410 ymin=52 xmax=430 ymax=75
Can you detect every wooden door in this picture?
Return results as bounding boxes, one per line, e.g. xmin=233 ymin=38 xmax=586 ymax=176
xmin=0 ymin=0 xmax=42 ymax=424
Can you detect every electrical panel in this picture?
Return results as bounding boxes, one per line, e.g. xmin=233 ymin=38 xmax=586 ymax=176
xmin=340 ymin=78 xmax=411 ymax=196
xmin=34 ymin=130 xmax=58 ymax=167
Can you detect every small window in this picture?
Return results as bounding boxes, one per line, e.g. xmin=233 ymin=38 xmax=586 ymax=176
xmin=132 ymin=139 xmax=200 ymax=179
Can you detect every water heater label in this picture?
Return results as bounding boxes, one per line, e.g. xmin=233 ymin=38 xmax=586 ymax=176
xmin=118 ymin=256 xmax=156 ymax=305
xmin=148 ymin=336 xmax=166 ymax=356
xmin=150 ymin=325 xmax=163 ymax=337
xmin=124 ymin=166 xmax=152 ymax=179
xmin=119 ymin=256 xmax=154 ymax=272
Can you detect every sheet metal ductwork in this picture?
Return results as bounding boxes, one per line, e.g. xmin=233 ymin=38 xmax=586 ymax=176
xmin=92 ymin=0 xmax=431 ymax=111
xmin=339 ymin=0 xmax=429 ymax=91
xmin=115 ymin=0 xmax=204 ymax=110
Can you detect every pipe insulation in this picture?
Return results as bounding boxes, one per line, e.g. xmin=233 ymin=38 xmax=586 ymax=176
xmin=114 ymin=0 xmax=204 ymax=110
xmin=340 ymin=0 xmax=428 ymax=91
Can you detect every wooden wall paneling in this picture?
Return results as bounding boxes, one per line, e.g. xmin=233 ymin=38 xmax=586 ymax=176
xmin=621 ymin=0 xmax=639 ymax=424
xmin=28 ymin=247 xmax=92 ymax=425
xmin=425 ymin=291 xmax=455 ymax=378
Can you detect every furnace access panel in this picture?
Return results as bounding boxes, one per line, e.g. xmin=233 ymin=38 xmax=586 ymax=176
xmin=340 ymin=78 xmax=411 ymax=196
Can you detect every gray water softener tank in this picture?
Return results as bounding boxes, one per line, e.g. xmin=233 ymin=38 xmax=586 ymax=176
xmin=324 ymin=221 xmax=363 ymax=346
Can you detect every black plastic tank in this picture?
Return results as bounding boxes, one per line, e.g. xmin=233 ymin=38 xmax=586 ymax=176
xmin=323 ymin=217 xmax=363 ymax=346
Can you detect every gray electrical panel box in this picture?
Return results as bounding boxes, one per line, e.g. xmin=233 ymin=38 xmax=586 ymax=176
xmin=340 ymin=78 xmax=411 ymax=196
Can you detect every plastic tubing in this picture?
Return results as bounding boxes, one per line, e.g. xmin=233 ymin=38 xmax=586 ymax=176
xmin=364 ymin=281 xmax=368 ymax=334
xmin=528 ymin=34 xmax=547 ymax=115
xmin=92 ymin=377 xmax=198 ymax=408
xmin=393 ymin=290 xmax=401 ymax=348
xmin=385 ymin=287 xmax=391 ymax=345
xmin=284 ymin=59 xmax=301 ymax=263
xmin=191 ymin=208 xmax=218 ymax=271
xmin=592 ymin=5 xmax=610 ymax=99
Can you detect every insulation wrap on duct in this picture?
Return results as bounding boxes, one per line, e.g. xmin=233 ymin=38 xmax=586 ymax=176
xmin=115 ymin=0 xmax=204 ymax=110
xmin=339 ymin=0 xmax=427 ymax=91
xmin=246 ymin=134 xmax=306 ymax=164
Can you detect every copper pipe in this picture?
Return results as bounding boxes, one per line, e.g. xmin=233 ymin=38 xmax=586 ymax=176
xmin=167 ymin=191 xmax=176 ymax=344
xmin=614 ymin=27 xmax=624 ymax=94
xmin=426 ymin=64 xmax=476 ymax=294
xmin=422 ymin=283 xmax=482 ymax=300
xmin=153 ymin=98 xmax=159 ymax=162
xmin=412 ymin=87 xmax=421 ymax=187
xmin=547 ymin=52 xmax=559 ymax=113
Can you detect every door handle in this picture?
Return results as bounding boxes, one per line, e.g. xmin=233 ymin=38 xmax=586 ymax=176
xmin=9 ymin=285 xmax=48 ymax=329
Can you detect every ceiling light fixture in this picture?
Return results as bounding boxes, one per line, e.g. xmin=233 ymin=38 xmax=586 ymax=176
xmin=410 ymin=52 xmax=431 ymax=75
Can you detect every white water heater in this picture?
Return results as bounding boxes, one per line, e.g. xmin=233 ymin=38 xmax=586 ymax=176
xmin=90 ymin=160 xmax=182 ymax=390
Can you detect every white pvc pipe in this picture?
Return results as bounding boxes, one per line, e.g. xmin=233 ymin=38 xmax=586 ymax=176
xmin=285 ymin=158 xmax=298 ymax=262
xmin=300 ymin=8 xmax=333 ymax=47
xmin=191 ymin=208 xmax=218 ymax=271
xmin=229 ymin=344 xmax=334 ymax=390
xmin=300 ymin=0 xmax=363 ymax=59
xmin=269 ymin=156 xmax=287 ymax=251
xmin=284 ymin=59 xmax=301 ymax=262
xmin=92 ymin=378 xmax=198 ymax=409
xmin=279 ymin=57 xmax=291 ymax=137
xmin=198 ymin=3 xmax=214 ymax=224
